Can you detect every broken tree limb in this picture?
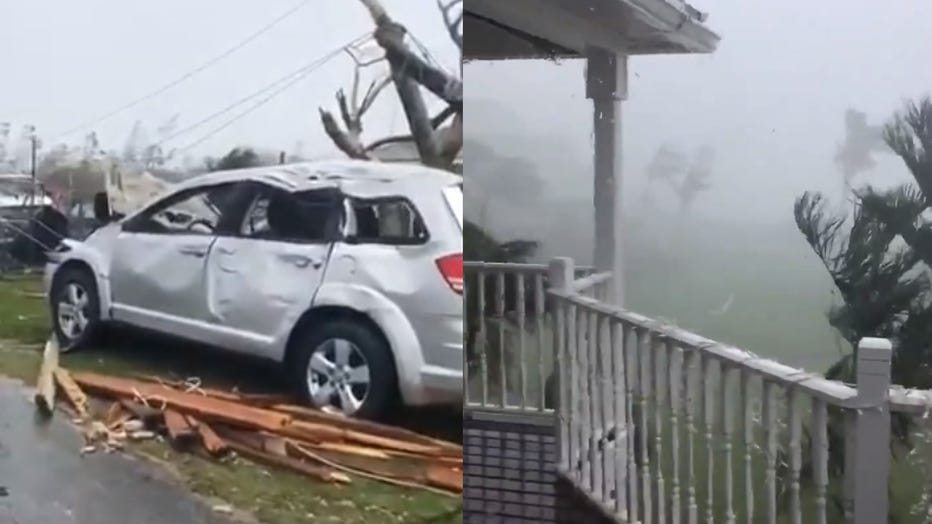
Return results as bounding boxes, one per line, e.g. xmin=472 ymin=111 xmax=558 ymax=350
xmin=319 ymin=109 xmax=370 ymax=159
xmin=359 ymin=0 xmax=462 ymax=107
xmin=34 ymin=337 xmax=59 ymax=417
xmin=53 ymin=368 xmax=89 ymax=419
xmin=437 ymin=0 xmax=463 ymax=51
xmin=363 ymin=105 xmax=458 ymax=153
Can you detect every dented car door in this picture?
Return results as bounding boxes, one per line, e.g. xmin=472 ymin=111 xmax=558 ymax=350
xmin=109 ymin=183 xmax=248 ymax=341
xmin=204 ymin=184 xmax=338 ymax=356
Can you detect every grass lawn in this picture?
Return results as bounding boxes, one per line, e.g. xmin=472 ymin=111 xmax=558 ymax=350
xmin=0 ymin=273 xmax=462 ymax=524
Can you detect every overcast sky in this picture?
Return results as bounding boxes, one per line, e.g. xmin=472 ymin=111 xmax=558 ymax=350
xmin=467 ymin=0 xmax=932 ymax=225
xmin=0 ymin=0 xmax=458 ymax=160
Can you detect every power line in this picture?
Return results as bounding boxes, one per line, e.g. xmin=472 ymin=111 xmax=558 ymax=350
xmin=172 ymin=33 xmax=370 ymax=154
xmin=50 ymin=0 xmax=313 ymax=142
xmin=155 ymin=33 xmax=370 ymax=149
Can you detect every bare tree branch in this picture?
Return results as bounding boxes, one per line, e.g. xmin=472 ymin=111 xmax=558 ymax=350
xmin=438 ymin=0 xmax=463 ymax=51
xmin=322 ymin=0 xmax=462 ymax=171
xmin=359 ymin=75 xmax=392 ymax=116
xmin=364 ymin=106 xmax=457 ymax=152
xmin=318 ymin=108 xmax=369 ymax=160
xmin=360 ymin=0 xmax=462 ymax=108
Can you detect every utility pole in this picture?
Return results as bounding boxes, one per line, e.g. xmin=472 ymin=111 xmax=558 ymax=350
xmin=30 ymin=134 xmax=38 ymax=205
xmin=279 ymin=151 xmax=286 ymax=165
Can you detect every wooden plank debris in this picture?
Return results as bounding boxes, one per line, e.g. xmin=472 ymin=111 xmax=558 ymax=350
xmin=72 ymin=372 xmax=291 ymax=431
xmin=189 ymin=417 xmax=228 ymax=455
xmin=47 ymin=367 xmax=461 ymax=495
xmin=53 ymin=368 xmax=89 ymax=419
xmin=33 ymin=337 xmax=59 ymax=417
xmin=163 ymin=409 xmax=197 ymax=445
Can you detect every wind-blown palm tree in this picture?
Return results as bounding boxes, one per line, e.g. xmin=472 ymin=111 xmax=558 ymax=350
xmin=795 ymin=96 xmax=932 ymax=518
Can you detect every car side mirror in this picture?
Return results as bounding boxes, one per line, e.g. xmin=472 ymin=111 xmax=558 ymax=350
xmin=93 ymin=192 xmax=112 ymax=222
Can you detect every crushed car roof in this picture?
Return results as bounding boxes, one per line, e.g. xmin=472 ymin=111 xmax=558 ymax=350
xmin=173 ymin=159 xmax=461 ymax=196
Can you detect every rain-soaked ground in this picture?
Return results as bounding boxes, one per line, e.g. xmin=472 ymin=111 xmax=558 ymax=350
xmin=0 ymin=379 xmax=237 ymax=524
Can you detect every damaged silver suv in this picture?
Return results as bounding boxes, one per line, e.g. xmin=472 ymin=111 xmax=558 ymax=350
xmin=44 ymin=160 xmax=463 ymax=420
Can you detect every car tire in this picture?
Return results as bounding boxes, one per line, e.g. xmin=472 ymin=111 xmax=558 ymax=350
xmin=291 ymin=319 xmax=397 ymax=420
xmin=50 ymin=266 xmax=101 ymax=351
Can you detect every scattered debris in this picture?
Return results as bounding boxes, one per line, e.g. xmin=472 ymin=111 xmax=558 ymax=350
xmin=34 ymin=366 xmax=462 ymax=496
xmin=212 ymin=504 xmax=233 ymax=514
xmin=33 ymin=337 xmax=59 ymax=417
xmin=53 ymin=368 xmax=89 ymax=419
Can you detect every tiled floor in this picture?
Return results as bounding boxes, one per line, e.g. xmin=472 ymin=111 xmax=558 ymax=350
xmin=462 ymin=411 xmax=617 ymax=524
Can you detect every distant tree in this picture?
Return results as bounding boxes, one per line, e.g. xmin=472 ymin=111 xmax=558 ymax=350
xmin=642 ymin=144 xmax=688 ymax=202
xmin=675 ymin=146 xmax=714 ymax=214
xmin=205 ymin=147 xmax=264 ymax=172
xmin=835 ymin=108 xmax=888 ymax=185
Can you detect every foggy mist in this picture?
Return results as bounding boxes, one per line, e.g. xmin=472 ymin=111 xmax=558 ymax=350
xmin=465 ymin=0 xmax=932 ymax=370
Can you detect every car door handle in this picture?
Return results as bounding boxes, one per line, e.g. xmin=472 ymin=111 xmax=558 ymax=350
xmin=279 ymin=254 xmax=322 ymax=269
xmin=178 ymin=245 xmax=207 ymax=258
xmin=217 ymin=246 xmax=236 ymax=255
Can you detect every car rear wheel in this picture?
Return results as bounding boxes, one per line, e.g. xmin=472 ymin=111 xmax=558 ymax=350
xmin=50 ymin=267 xmax=100 ymax=351
xmin=291 ymin=319 xmax=397 ymax=420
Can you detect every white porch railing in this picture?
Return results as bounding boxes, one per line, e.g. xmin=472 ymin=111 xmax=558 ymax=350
xmin=464 ymin=260 xmax=608 ymax=413
xmin=467 ymin=256 xmax=932 ymax=524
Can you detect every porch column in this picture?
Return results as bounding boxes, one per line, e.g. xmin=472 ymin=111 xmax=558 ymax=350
xmin=586 ymin=47 xmax=627 ymax=305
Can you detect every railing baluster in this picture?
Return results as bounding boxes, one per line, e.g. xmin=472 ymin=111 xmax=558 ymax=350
xmin=639 ymin=329 xmax=653 ymax=524
xmin=535 ymin=274 xmax=546 ymax=411
xmin=555 ymin=296 xmax=569 ymax=470
xmin=516 ymin=272 xmax=527 ymax=409
xmin=654 ymin=336 xmax=668 ymax=524
xmin=721 ymin=364 xmax=736 ymax=524
xmin=496 ymin=271 xmax=506 ymax=407
xmin=703 ymin=356 xmax=715 ymax=524
xmin=812 ymin=398 xmax=829 ymax=524
xmin=600 ymin=313 xmax=615 ymax=505
xmin=788 ymin=387 xmax=803 ymax=524
xmin=624 ymin=324 xmax=640 ymax=521
xmin=763 ymin=381 xmax=778 ymax=524
xmin=685 ymin=350 xmax=699 ymax=524
xmin=612 ymin=320 xmax=627 ymax=518
xmin=579 ymin=307 xmax=592 ymax=488
xmin=669 ymin=345 xmax=684 ymax=524
xmin=590 ymin=311 xmax=604 ymax=499
xmin=741 ymin=370 xmax=754 ymax=523
xmin=568 ymin=303 xmax=580 ymax=480
xmin=477 ymin=270 xmax=488 ymax=406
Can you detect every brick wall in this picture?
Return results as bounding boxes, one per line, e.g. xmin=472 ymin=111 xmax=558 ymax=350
xmin=463 ymin=412 xmax=617 ymax=524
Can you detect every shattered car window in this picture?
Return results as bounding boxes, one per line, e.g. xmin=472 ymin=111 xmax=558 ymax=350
xmin=131 ymin=184 xmax=238 ymax=235
xmin=241 ymin=188 xmax=337 ymax=242
xmin=352 ymin=198 xmax=427 ymax=243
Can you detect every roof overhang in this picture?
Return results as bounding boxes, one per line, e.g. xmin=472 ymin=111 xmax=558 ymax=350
xmin=465 ymin=0 xmax=720 ymax=61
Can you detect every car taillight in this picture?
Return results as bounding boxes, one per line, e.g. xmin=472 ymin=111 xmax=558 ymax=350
xmin=435 ymin=253 xmax=463 ymax=295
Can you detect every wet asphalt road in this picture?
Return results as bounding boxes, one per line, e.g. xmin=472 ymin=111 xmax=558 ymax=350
xmin=0 ymin=380 xmax=237 ymax=524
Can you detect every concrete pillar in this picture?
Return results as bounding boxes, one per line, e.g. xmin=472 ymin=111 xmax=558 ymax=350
xmin=585 ymin=47 xmax=627 ymax=306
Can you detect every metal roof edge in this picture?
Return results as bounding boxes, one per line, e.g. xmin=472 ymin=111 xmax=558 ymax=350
xmin=625 ymin=0 xmax=721 ymax=53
